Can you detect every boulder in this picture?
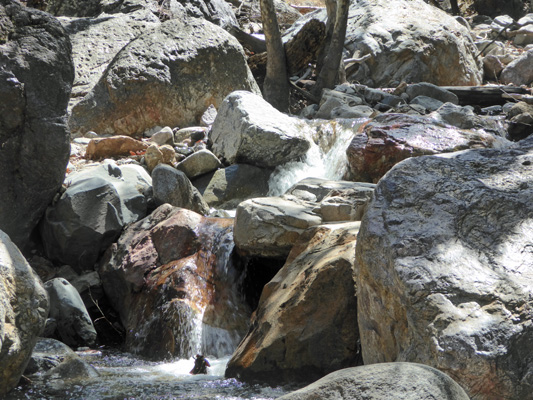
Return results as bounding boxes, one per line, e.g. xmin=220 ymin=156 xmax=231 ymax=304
xmin=98 ymin=204 xmax=251 ymax=359
xmin=355 ymin=136 xmax=533 ymax=400
xmin=40 ymin=160 xmax=152 ymax=271
xmin=210 ymin=91 xmax=311 ymax=168
xmin=345 ymin=113 xmax=508 ymax=183
xmin=500 ymin=49 xmax=533 ymax=86
xmin=176 ymin=149 xmax=223 ymax=179
xmin=0 ymin=2 xmax=74 ymax=249
xmin=85 ymin=135 xmax=149 ymax=160
xmin=226 ymin=222 xmax=361 ymax=384
xmin=405 ymin=82 xmax=459 ymax=104
xmin=276 ymin=363 xmax=470 ymax=400
xmin=152 ymin=164 xmax=210 ymax=215
xmin=289 ymin=0 xmax=482 ymax=87
xmin=69 ymin=18 xmax=259 ymax=137
xmin=0 ymin=230 xmax=49 ymax=396
xmin=197 ymin=164 xmax=273 ymax=209
xmin=59 ymin=10 xmax=161 ymax=110
xmin=44 ymin=278 xmax=97 ymax=347
xmin=234 ymin=197 xmax=322 ymax=259
xmin=25 ymin=338 xmax=98 ymax=381
xmin=234 ymin=179 xmax=375 ymax=258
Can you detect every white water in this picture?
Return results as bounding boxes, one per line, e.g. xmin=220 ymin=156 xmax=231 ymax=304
xmin=268 ymin=119 xmax=365 ymax=196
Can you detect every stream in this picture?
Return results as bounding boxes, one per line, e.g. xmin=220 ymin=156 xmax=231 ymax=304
xmin=7 ymin=119 xmax=363 ymax=400
xmin=7 ymin=352 xmax=294 ymax=399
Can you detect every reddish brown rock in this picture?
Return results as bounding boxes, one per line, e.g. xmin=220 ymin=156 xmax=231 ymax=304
xmin=85 ymin=135 xmax=149 ymax=160
xmin=99 ymin=204 xmax=250 ymax=359
xmin=226 ymin=222 xmax=361 ymax=384
xmin=346 ymin=114 xmax=501 ymax=183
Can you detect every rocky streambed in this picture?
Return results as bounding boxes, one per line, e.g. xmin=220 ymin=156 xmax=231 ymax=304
xmin=1 ymin=0 xmax=533 ymax=399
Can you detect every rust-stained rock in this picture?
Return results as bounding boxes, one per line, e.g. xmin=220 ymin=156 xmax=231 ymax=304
xmin=85 ymin=135 xmax=149 ymax=160
xmin=226 ymin=222 xmax=361 ymax=384
xmin=99 ymin=204 xmax=250 ymax=359
xmin=346 ymin=113 xmax=505 ymax=183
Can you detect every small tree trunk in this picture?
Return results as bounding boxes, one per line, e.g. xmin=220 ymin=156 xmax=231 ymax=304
xmin=313 ymin=0 xmax=349 ymax=97
xmin=260 ymin=0 xmax=290 ymax=112
xmin=450 ymin=0 xmax=460 ymax=15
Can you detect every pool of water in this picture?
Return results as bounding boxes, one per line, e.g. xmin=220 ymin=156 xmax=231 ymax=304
xmin=7 ymin=351 xmax=293 ymax=400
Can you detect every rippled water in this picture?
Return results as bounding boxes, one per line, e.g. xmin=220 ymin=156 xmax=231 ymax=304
xmin=7 ymin=351 xmax=292 ymax=400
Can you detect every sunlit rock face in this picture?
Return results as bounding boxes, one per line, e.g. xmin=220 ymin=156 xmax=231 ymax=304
xmin=346 ymin=113 xmax=507 ymax=183
xmin=356 ymin=136 xmax=533 ymax=400
xmin=226 ymin=222 xmax=361 ymax=384
xmin=0 ymin=230 xmax=49 ymax=396
xmin=99 ymin=204 xmax=250 ymax=360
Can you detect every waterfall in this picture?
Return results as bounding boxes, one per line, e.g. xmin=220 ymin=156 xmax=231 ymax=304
xmin=268 ymin=118 xmax=366 ymax=196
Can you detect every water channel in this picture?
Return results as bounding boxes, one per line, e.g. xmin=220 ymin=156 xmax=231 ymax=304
xmin=7 ymin=119 xmax=362 ymax=400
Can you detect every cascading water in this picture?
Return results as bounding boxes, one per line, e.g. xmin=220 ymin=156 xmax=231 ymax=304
xmin=267 ymin=118 xmax=366 ymax=196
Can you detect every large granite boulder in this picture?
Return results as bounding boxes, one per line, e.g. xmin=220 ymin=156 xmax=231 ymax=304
xmin=0 ymin=230 xmax=49 ymax=396
xmin=0 ymin=1 xmax=74 ymax=249
xmin=226 ymin=222 xmax=361 ymax=384
xmin=346 ymin=113 xmax=508 ymax=183
xmin=58 ymin=9 xmax=161 ymax=110
xmin=69 ymin=18 xmax=259 ymax=137
xmin=288 ymin=0 xmax=482 ymax=87
xmin=98 ymin=204 xmax=251 ymax=359
xmin=277 ymin=363 xmax=470 ymax=400
xmin=210 ymin=91 xmax=311 ymax=168
xmin=44 ymin=278 xmax=97 ymax=348
xmin=234 ymin=179 xmax=374 ymax=259
xmin=355 ymin=136 xmax=533 ymax=400
xmin=500 ymin=49 xmax=533 ymax=86
xmin=40 ymin=160 xmax=152 ymax=272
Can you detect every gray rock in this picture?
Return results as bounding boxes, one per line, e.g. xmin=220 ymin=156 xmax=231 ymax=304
xmin=152 ymin=164 xmax=210 ymax=215
xmin=69 ymin=18 xmax=259 ymax=136
xmin=25 ymin=338 xmax=98 ymax=379
xmin=356 ymin=136 xmax=533 ymax=400
xmin=150 ymin=126 xmax=175 ymax=146
xmin=198 ymin=164 xmax=273 ymax=209
xmin=433 ymin=102 xmax=479 ymax=129
xmin=410 ymin=95 xmax=444 ymax=112
xmin=234 ymin=197 xmax=322 ymax=258
xmin=0 ymin=2 xmax=74 ymax=249
xmin=405 ymin=82 xmax=459 ymax=104
xmin=200 ymin=104 xmax=217 ymax=126
xmin=0 ymin=230 xmax=49 ymax=396
xmin=300 ymin=0 xmax=482 ymax=87
xmin=500 ymin=49 xmax=533 ymax=86
xmin=316 ymin=88 xmax=364 ymax=119
xmin=226 ymin=222 xmax=361 ymax=384
xmin=176 ymin=149 xmax=223 ymax=179
xmin=210 ymin=91 xmax=311 ymax=168
xmin=277 ymin=363 xmax=470 ymax=400
xmin=330 ymin=105 xmax=375 ymax=119
xmin=40 ymin=160 xmax=152 ymax=271
xmin=44 ymin=278 xmax=97 ymax=347
xmin=59 ymin=10 xmax=160 ymax=110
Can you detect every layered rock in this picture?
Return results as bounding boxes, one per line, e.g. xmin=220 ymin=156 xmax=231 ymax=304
xmin=234 ymin=179 xmax=375 ymax=259
xmin=346 ymin=113 xmax=507 ymax=182
xmin=226 ymin=222 xmax=361 ymax=384
xmin=210 ymin=91 xmax=311 ymax=168
xmin=0 ymin=230 xmax=49 ymax=396
xmin=40 ymin=160 xmax=152 ymax=271
xmin=98 ymin=204 xmax=250 ymax=359
xmin=277 ymin=363 xmax=470 ymax=400
xmin=356 ymin=136 xmax=533 ymax=400
xmin=0 ymin=1 xmax=74 ymax=248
